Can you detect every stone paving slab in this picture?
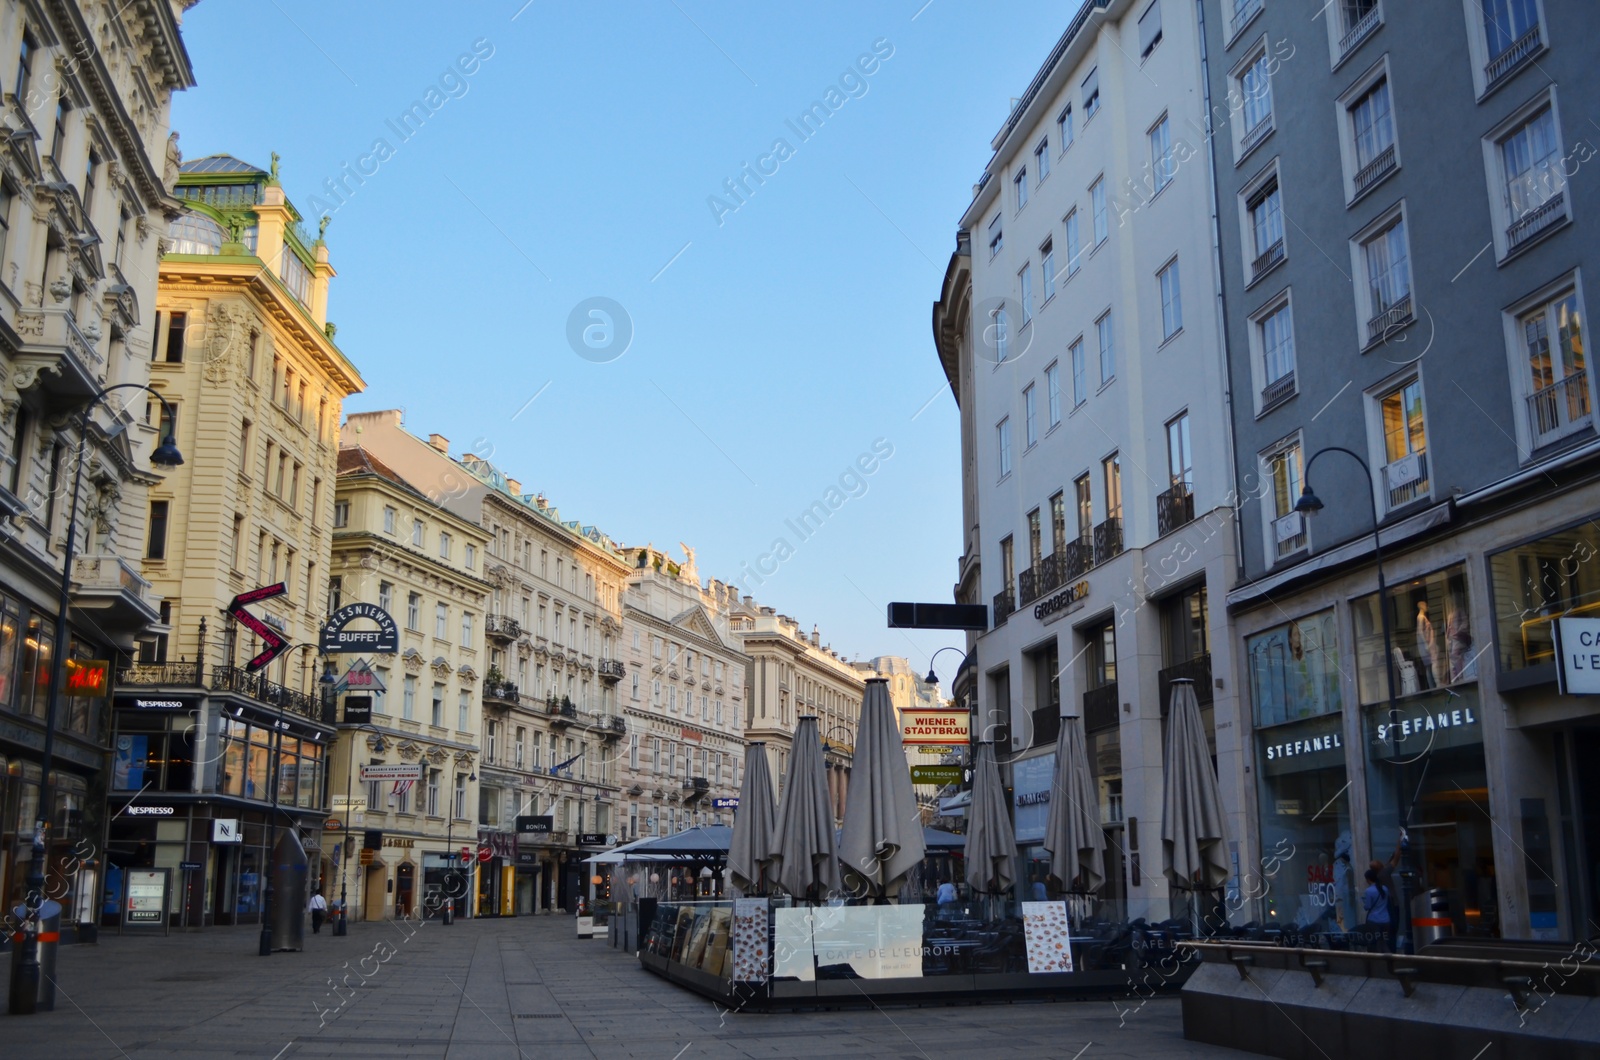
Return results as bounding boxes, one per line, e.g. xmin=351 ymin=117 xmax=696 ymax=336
xmin=0 ymin=915 xmax=1255 ymax=1058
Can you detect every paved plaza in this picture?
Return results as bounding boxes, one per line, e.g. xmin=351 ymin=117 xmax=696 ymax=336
xmin=0 ymin=915 xmax=1253 ymax=1059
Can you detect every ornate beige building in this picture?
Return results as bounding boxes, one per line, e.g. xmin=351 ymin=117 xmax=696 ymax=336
xmin=0 ymin=0 xmax=194 ymax=922
xmin=617 ymin=545 xmax=746 ymax=842
xmin=730 ymin=596 xmax=862 ymax=822
xmin=341 ymin=410 xmax=632 ymax=912
xmin=329 ymin=446 xmax=488 ymax=920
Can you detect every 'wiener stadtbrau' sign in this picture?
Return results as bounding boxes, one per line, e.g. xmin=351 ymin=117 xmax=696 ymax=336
xmin=320 ymin=602 xmax=399 ymax=653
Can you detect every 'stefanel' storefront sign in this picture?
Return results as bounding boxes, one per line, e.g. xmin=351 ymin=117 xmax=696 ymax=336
xmin=1554 ymin=618 xmax=1600 ymax=694
xmin=901 ymin=710 xmax=970 ymax=746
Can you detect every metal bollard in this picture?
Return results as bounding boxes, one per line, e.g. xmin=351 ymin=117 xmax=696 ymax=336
xmin=1409 ymin=888 xmax=1453 ymax=950
xmin=8 ymin=900 xmax=62 ymax=1014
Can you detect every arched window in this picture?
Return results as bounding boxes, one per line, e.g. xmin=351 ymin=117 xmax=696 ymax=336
xmin=165 ymin=213 xmax=225 ymax=255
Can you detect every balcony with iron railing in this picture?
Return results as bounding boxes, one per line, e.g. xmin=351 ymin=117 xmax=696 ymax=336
xmin=1382 ymin=450 xmax=1429 ymax=510
xmin=1337 ymin=4 xmax=1381 ymax=60
xmin=1240 ymin=113 xmax=1274 ymax=155
xmin=1158 ymin=654 xmax=1213 ymax=715
xmin=1261 ymin=370 xmax=1296 ymax=410
xmin=597 ymin=658 xmax=626 ymax=682
xmin=1353 ymin=144 xmax=1397 ymax=196
xmin=1485 ymin=23 xmax=1543 ymax=89
xmin=118 ymin=661 xmax=201 ymax=687
xmin=682 ymin=776 xmax=710 ymax=802
xmin=483 ymin=680 xmax=519 ymax=708
xmin=1273 ymin=510 xmax=1307 ymax=559
xmin=484 ymin=613 xmax=521 ymax=642
xmin=1229 ymin=0 xmax=1262 ymax=40
xmin=1528 ymin=370 xmax=1592 ymax=449
xmin=210 ymin=664 xmax=327 ymax=722
xmin=1251 ymin=239 xmax=1284 ymax=283
xmin=993 ymin=587 xmax=1016 ymax=625
xmin=1366 ymin=293 xmax=1414 ymax=345
xmin=1083 ymin=682 xmax=1118 ymax=733
xmin=1030 ymin=704 xmax=1061 ymax=748
xmin=1506 ymin=191 xmax=1566 ymax=251
xmin=1156 ymin=482 xmax=1195 ymax=537
xmin=1093 ymin=517 xmax=1123 ymax=566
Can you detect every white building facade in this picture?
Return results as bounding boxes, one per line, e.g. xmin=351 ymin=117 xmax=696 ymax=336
xmin=933 ymin=0 xmax=1245 ymax=920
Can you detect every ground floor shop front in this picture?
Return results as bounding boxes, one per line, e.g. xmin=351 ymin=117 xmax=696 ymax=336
xmin=1228 ymin=484 xmax=1600 ymax=944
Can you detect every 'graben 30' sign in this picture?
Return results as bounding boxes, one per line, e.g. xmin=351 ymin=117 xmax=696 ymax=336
xmin=320 ymin=603 xmax=399 ymax=653
xmin=1034 ymin=581 xmax=1090 ymax=622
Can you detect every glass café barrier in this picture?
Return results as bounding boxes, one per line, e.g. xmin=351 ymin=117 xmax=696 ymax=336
xmin=639 ymin=895 xmax=1220 ymax=996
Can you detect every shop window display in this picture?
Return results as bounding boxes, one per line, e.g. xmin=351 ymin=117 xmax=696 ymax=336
xmin=1352 ymin=565 xmax=1475 ymax=704
xmin=1488 ymin=519 xmax=1600 ymax=672
xmin=1246 ymin=609 xmax=1341 ymax=727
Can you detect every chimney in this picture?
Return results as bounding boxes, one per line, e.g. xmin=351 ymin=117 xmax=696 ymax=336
xmin=507 ymin=478 xmax=522 ymax=496
xmin=427 ymin=434 xmax=449 ymax=454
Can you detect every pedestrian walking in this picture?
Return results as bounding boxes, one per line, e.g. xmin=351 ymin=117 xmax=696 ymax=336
xmin=309 ymin=889 xmax=328 ymax=934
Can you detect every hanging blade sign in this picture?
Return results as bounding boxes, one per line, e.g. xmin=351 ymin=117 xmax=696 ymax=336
xmin=230 ymin=582 xmax=288 ymax=672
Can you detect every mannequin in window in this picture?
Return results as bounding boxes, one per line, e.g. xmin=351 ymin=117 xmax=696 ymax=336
xmin=1415 ymin=600 xmax=1443 ymax=690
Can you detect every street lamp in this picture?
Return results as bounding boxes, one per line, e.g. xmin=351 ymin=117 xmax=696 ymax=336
xmin=12 ymin=383 xmax=180 ymax=1016
xmin=1294 ymin=445 xmax=1412 ymax=954
xmin=334 ymin=718 xmax=386 ymax=938
xmin=923 ymin=646 xmax=966 ymax=688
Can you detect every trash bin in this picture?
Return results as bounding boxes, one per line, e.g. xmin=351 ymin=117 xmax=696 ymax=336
xmin=8 ymin=900 xmax=62 ymax=1013
xmin=1410 ymin=887 xmax=1453 ymax=949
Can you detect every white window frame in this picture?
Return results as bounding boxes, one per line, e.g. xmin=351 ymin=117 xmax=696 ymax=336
xmin=993 ymin=303 xmax=1011 ymax=364
xmin=1460 ymin=0 xmax=1547 ymax=100
xmin=1239 ymin=159 xmax=1285 ymax=288
xmin=1158 ymin=256 xmax=1183 ymax=341
xmin=1250 ymin=289 xmax=1297 ymax=414
xmin=1138 ymin=0 xmax=1163 ymax=61
xmin=1020 ymin=264 xmax=1034 ymax=324
xmin=1225 ymin=0 xmax=1263 ymax=47
xmin=1096 ymin=311 xmax=1115 ymax=386
xmin=1336 ymin=56 xmax=1400 ymax=205
xmin=1070 ymin=338 xmax=1087 ymax=408
xmin=1064 ymin=209 xmax=1082 ymax=276
xmin=1034 ymin=137 xmax=1050 ymax=183
xmin=1349 ymin=201 xmax=1414 ymax=350
xmin=1057 ymin=104 xmax=1074 ymax=152
xmin=1229 ymin=39 xmax=1274 ymax=164
xmin=997 ymin=417 xmax=1012 ymax=479
xmin=1081 ymin=66 xmax=1100 ymax=122
xmin=1323 ymin=0 xmax=1385 ymax=71
xmin=988 ymin=212 xmax=1003 ymax=258
xmin=1502 ymin=270 xmax=1594 ymax=459
xmin=1045 ymin=360 xmax=1062 ymax=427
xmin=1091 ymin=178 xmax=1108 ymax=246
xmin=1014 ymin=167 xmax=1028 ymax=212
xmin=1364 ymin=370 xmax=1432 ymax=513
xmin=1040 ymin=237 xmax=1056 ymax=303
xmin=1260 ymin=432 xmax=1308 ymax=561
xmin=1481 ymin=86 xmax=1570 ymax=263
xmin=1149 ymin=114 xmax=1174 ymax=194
xmin=1023 ymin=383 xmax=1038 ymax=449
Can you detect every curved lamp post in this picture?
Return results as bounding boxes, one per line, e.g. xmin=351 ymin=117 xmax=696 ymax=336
xmin=332 ymin=720 xmax=387 ymax=937
xmin=13 ymin=383 xmax=180 ymax=1015
xmin=923 ymin=646 xmax=966 ymax=689
xmin=1294 ymin=445 xmax=1411 ymax=954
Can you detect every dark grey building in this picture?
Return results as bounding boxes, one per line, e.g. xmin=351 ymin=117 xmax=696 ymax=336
xmin=1203 ymin=0 xmax=1597 ymax=944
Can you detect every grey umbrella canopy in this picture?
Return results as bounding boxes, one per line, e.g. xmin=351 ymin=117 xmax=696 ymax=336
xmin=728 ymin=742 xmax=777 ymax=894
xmin=1043 ymin=713 xmax=1105 ymax=894
xmin=769 ymin=717 xmax=842 ymax=900
xmin=1162 ymin=679 xmax=1230 ymax=890
xmin=839 ymin=679 xmax=927 ymax=898
xmin=963 ymin=741 xmax=1017 ymax=894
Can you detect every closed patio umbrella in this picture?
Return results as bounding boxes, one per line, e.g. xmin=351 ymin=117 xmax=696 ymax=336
xmin=963 ymin=741 xmax=1016 ymax=896
xmin=1043 ymin=713 xmax=1104 ymax=894
xmin=839 ymin=679 xmax=926 ymax=899
xmin=768 ymin=717 xmax=841 ymax=901
xmin=1162 ymin=679 xmax=1229 ymax=892
xmin=728 ymin=742 xmax=777 ymax=895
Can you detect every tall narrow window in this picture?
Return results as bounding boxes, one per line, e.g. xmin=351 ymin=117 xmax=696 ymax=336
xmin=1075 ymin=474 xmax=1093 ymax=544
xmin=164 ymin=311 xmax=187 ymax=363
xmin=1045 ymin=361 xmax=1061 ymax=426
xmin=1034 ymin=138 xmax=1050 ymax=182
xmin=1166 ymin=412 xmax=1193 ymax=489
xmin=1261 ymin=300 xmax=1296 ymax=398
xmin=1065 ymin=209 xmax=1082 ymax=275
xmin=1020 ymin=264 xmax=1033 ymax=323
xmin=146 ymin=500 xmax=169 ymax=559
xmin=1027 ymin=509 xmax=1042 ymax=569
xmin=1024 ymin=384 xmax=1038 ymax=447
xmin=1082 ymin=67 xmax=1100 ymax=119
xmin=1057 ymin=104 xmax=1074 ymax=150
xmin=988 ymin=212 xmax=1003 ymax=258
xmin=1379 ymin=378 xmax=1429 ymax=508
xmin=1071 ymin=338 xmax=1087 ymax=406
xmin=1350 ymin=77 xmax=1395 ymax=191
xmin=1520 ymin=289 xmax=1588 ymax=447
xmin=1361 ymin=215 xmax=1412 ymax=341
xmin=1050 ymin=491 xmax=1067 ymax=555
xmin=993 ymin=305 xmax=1010 ymax=363
xmin=1097 ymin=311 xmax=1115 ymax=384
xmin=1248 ymin=178 xmax=1285 ymax=279
xmin=1241 ymin=52 xmax=1273 ymax=144
xmin=1102 ymin=453 xmax=1122 ymax=522
xmin=1267 ymin=442 xmax=1306 ymax=557
xmin=1091 ymin=179 xmax=1108 ymax=244
xmin=1499 ymin=104 xmax=1563 ymax=245
xmin=1138 ymin=0 xmax=1163 ymax=59
xmin=1149 ymin=116 xmax=1174 ymax=192
xmin=1040 ymin=238 xmax=1056 ymax=301
xmin=997 ymin=417 xmax=1012 ymax=478
xmin=1158 ymin=258 xmax=1182 ymax=339
xmin=1014 ymin=168 xmax=1028 ymax=211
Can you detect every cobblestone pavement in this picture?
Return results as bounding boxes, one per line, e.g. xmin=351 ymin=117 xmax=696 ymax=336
xmin=0 ymin=915 xmax=1253 ymax=1058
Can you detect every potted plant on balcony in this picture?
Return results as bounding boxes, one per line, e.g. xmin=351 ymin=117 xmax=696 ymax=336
xmin=485 ymin=665 xmax=505 ymax=687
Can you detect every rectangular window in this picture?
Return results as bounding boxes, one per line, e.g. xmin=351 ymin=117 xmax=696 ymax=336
xmin=403 ymin=675 xmax=416 ymax=720
xmin=14 ymin=29 xmax=33 ymax=101
xmin=1266 ymin=441 xmax=1307 ymax=557
xmin=1076 ymin=475 xmax=1092 ymax=543
xmin=1360 ymin=214 xmax=1412 ymax=342
xmin=1045 ymin=361 xmax=1061 ymax=426
xmin=1102 ymin=453 xmax=1122 ymax=522
xmin=1260 ymin=300 xmax=1296 ymax=396
xmin=460 ymin=612 xmax=474 ymax=647
xmin=383 ymin=506 xmax=396 ymax=534
xmin=164 ymin=311 xmax=186 ymax=363
xmin=1246 ymin=610 xmax=1341 ymax=727
xmin=1040 ymin=238 xmax=1056 ymax=302
xmin=987 ymin=212 xmax=1002 ymax=258
xmin=332 ymin=500 xmax=349 ymax=528
xmin=1240 ymin=51 xmax=1273 ymax=145
xmin=1139 ymin=0 xmax=1163 ymax=58
xmin=994 ymin=304 xmax=1010 ymax=363
xmin=1350 ymin=77 xmax=1395 ymax=187
xmin=1378 ymin=377 xmax=1429 ymax=508
xmin=1019 ymin=264 xmax=1033 ymax=323
xmin=1027 ymin=508 xmax=1042 ymax=569
xmin=439 ymin=531 xmax=452 ymax=559
xmin=431 ymin=683 xmax=444 ymax=727
xmin=1158 ymin=258 xmax=1182 ymax=339
xmin=1000 ymin=536 xmax=1015 ymax=598
xmin=1497 ymin=103 xmax=1565 ymax=250
xmin=997 ymin=417 xmax=1012 ymax=478
xmin=1097 ymin=311 xmax=1115 ymax=384
xmin=1057 ymin=104 xmax=1074 ymax=150
xmin=146 ymin=500 xmax=169 ymax=559
xmin=1065 ymin=210 xmax=1082 ymax=275
xmin=435 ymin=603 xmax=448 ymax=639
xmin=1518 ymin=287 xmax=1589 ymax=447
xmin=1014 ymin=168 xmax=1028 ymax=211
xmin=1167 ymin=412 xmax=1193 ymax=489
xmin=1071 ymin=338 xmax=1087 ymax=406
xmin=1482 ymin=0 xmax=1541 ymax=76
xmin=1023 ymin=384 xmax=1038 ymax=447
xmin=1050 ymin=491 xmax=1067 ymax=555
xmin=1082 ymin=66 xmax=1100 ymax=119
xmin=1149 ymin=115 xmax=1174 ymax=192
xmin=407 ymin=592 xmax=421 ymax=630
xmin=464 ymin=543 xmax=476 ymax=569
xmin=1034 ymin=138 xmax=1049 ymax=182
xmin=1248 ymin=178 xmax=1285 ymax=278
xmin=1091 ymin=179 xmax=1108 ymax=244
xmin=327 ymin=573 xmax=341 ymax=612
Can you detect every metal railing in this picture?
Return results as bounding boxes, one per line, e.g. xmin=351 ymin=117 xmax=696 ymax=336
xmin=993 ymin=587 xmax=1016 ymax=625
xmin=1366 ymin=293 xmax=1414 ymax=344
xmin=1083 ymin=683 xmax=1118 ymax=733
xmin=1240 ymin=113 xmax=1273 ymax=155
xmin=1382 ymin=451 xmax=1430 ymax=510
xmin=1507 ymin=191 xmax=1565 ymax=251
xmin=1094 ymin=517 xmax=1123 ymax=566
xmin=1156 ymin=482 xmax=1195 ymax=536
xmin=210 ymin=665 xmax=326 ymax=721
xmin=1229 ymin=0 xmax=1262 ymax=39
xmin=1261 ymin=371 xmax=1296 ymax=408
xmin=484 ymin=613 xmax=522 ymax=640
xmin=1251 ymin=239 xmax=1284 ymax=282
xmin=1338 ymin=5 xmax=1381 ymax=58
xmin=1158 ymin=654 xmax=1213 ymax=714
xmin=597 ymin=658 xmax=626 ymax=680
xmin=1485 ymin=24 xmax=1542 ymax=87
xmin=1353 ymin=143 xmax=1396 ymax=194
xmin=1031 ymin=705 xmax=1061 ymax=748
xmin=483 ymin=680 xmax=519 ymax=704
xmin=118 ymin=661 xmax=200 ymax=686
xmin=1528 ymin=369 xmax=1591 ymax=448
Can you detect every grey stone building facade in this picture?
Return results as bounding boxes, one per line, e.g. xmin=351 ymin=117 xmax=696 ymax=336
xmin=1204 ymin=0 xmax=1598 ymax=942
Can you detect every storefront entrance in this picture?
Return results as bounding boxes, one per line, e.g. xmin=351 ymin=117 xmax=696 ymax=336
xmin=363 ymin=863 xmax=387 ymax=921
xmin=395 ymin=862 xmax=414 ymax=917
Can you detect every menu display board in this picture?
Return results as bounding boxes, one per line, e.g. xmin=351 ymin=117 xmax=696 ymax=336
xmin=1021 ymin=901 xmax=1075 ymax=973
xmin=124 ymin=868 xmax=170 ymax=933
xmin=731 ymin=898 xmax=770 ymax=983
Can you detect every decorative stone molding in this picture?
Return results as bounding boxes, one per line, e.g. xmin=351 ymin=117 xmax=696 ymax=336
xmin=425 ymin=746 xmax=448 ymax=765
xmin=457 ymin=664 xmax=477 ymax=682
xmin=402 ymin=648 xmax=424 ymax=673
xmin=397 ymin=740 xmax=423 ymax=760
xmin=430 ymin=657 xmax=451 ymax=678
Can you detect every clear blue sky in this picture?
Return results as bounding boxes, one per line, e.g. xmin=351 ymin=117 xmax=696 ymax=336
xmin=171 ymin=1 xmax=1072 ymax=684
